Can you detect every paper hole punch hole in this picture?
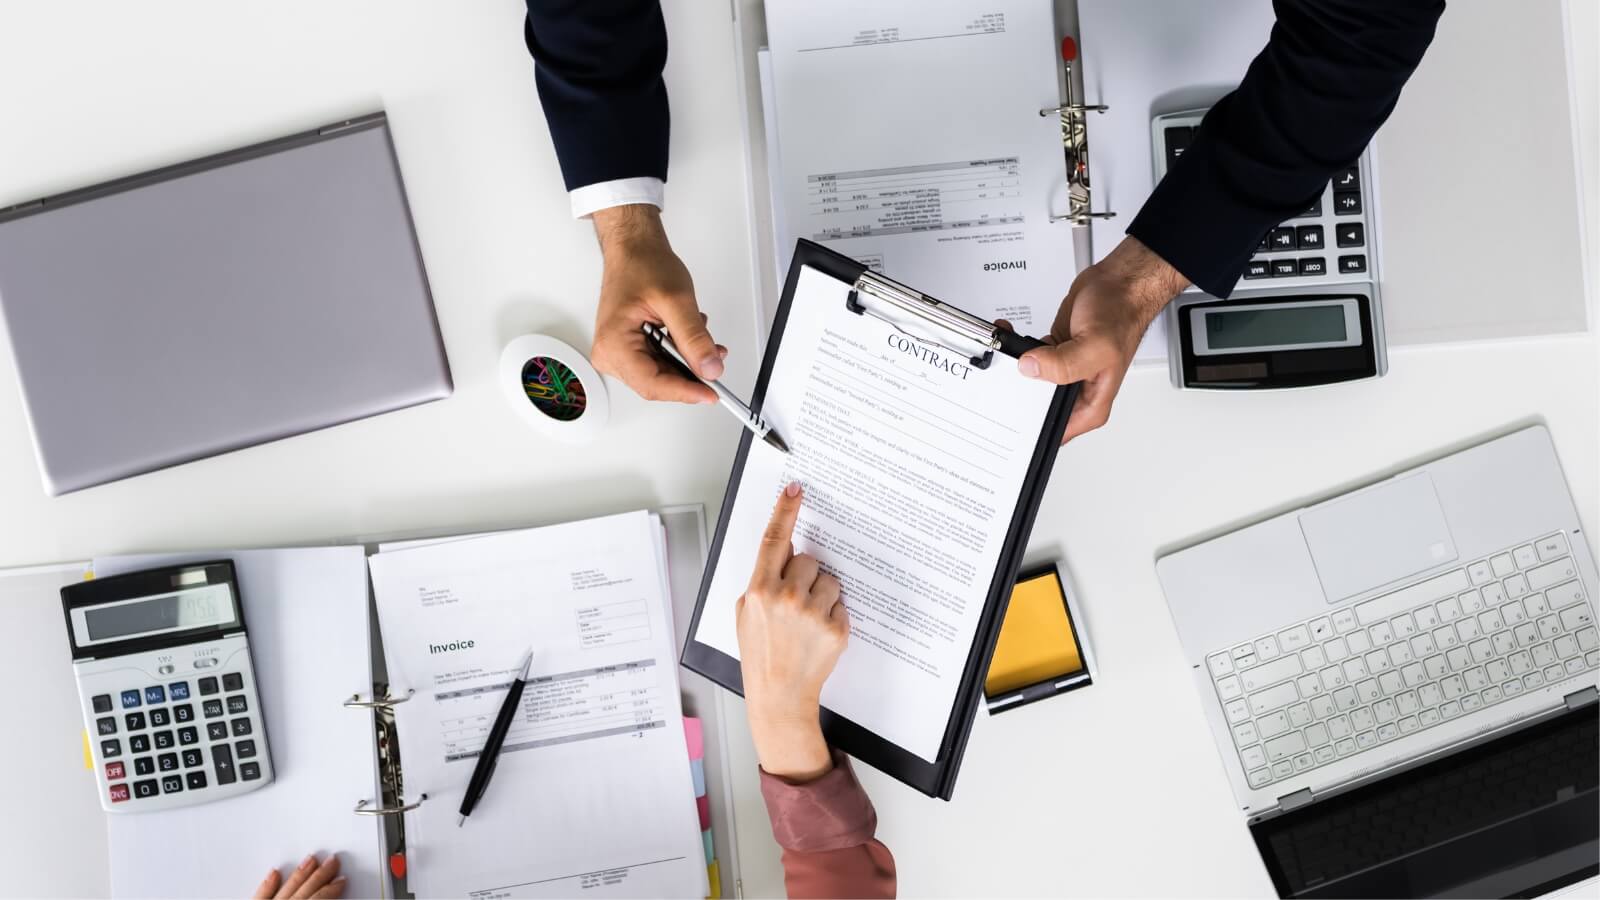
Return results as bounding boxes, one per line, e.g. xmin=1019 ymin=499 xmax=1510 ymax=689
xmin=498 ymin=335 xmax=609 ymax=444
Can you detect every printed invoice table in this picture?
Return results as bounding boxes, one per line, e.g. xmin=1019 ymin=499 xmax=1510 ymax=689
xmin=0 ymin=1 xmax=1595 ymax=897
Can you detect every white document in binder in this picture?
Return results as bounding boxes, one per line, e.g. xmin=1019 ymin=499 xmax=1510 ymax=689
xmin=760 ymin=0 xmax=1078 ymax=338
xmin=368 ymin=511 xmax=706 ymax=899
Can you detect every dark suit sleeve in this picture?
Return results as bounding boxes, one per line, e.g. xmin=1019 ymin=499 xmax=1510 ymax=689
xmin=1125 ymin=0 xmax=1444 ymax=297
xmin=524 ymin=0 xmax=670 ymax=191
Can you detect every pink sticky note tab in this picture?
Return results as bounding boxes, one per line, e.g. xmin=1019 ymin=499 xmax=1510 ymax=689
xmin=696 ymin=793 xmax=711 ymax=830
xmin=683 ymin=716 xmax=705 ymax=761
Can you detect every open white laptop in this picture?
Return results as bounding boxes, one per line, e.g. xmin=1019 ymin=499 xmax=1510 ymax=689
xmin=1159 ymin=425 xmax=1598 ymax=897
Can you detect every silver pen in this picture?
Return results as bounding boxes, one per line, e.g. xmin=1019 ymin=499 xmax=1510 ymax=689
xmin=641 ymin=323 xmax=789 ymax=453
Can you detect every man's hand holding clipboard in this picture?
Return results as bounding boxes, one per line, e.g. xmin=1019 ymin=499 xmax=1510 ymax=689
xmin=683 ymin=241 xmax=1080 ymax=799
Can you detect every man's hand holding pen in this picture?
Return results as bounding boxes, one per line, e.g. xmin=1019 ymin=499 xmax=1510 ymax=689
xmin=590 ymin=204 xmax=728 ymax=405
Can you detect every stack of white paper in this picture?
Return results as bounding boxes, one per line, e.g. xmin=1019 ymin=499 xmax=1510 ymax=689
xmin=368 ymin=511 xmax=706 ymax=899
xmin=761 ymin=0 xmax=1077 ymax=336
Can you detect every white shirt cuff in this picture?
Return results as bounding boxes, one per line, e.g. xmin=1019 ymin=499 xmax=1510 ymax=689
xmin=569 ymin=177 xmax=665 ymax=220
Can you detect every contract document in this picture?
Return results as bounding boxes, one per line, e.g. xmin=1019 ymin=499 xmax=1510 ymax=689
xmin=762 ymin=0 xmax=1076 ymax=333
xmin=368 ymin=511 xmax=705 ymax=899
xmin=688 ymin=243 xmax=1070 ymax=793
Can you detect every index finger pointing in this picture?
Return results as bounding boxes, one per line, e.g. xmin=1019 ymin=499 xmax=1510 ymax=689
xmin=755 ymin=482 xmax=803 ymax=584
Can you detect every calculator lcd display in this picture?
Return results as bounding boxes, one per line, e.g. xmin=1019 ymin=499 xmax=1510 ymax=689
xmin=77 ymin=582 xmax=237 ymax=644
xmin=1205 ymin=305 xmax=1346 ymax=350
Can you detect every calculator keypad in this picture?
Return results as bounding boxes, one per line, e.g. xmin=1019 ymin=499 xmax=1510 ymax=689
xmin=82 ymin=656 xmax=270 ymax=813
xmin=1238 ymin=168 xmax=1367 ymax=283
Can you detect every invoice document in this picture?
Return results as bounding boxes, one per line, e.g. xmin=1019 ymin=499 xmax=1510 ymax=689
xmin=695 ymin=266 xmax=1057 ymax=762
xmin=763 ymin=0 xmax=1075 ymax=333
xmin=368 ymin=511 xmax=705 ymax=899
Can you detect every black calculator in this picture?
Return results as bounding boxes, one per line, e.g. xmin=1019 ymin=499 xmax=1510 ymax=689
xmin=63 ymin=561 xmax=273 ymax=812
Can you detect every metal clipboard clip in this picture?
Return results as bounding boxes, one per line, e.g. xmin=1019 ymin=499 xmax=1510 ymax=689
xmin=846 ymin=270 xmax=1003 ymax=370
xmin=1041 ymin=38 xmax=1117 ymax=226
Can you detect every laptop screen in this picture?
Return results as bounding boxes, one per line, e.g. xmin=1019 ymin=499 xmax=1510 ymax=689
xmin=1251 ymin=704 xmax=1598 ymax=898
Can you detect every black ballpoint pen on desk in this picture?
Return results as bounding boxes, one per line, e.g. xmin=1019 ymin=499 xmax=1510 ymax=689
xmin=642 ymin=322 xmax=790 ymax=453
xmin=458 ymin=647 xmax=533 ymax=827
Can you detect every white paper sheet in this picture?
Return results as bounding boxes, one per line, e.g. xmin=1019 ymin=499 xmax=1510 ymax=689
xmin=368 ymin=511 xmax=704 ymax=899
xmin=695 ymin=266 xmax=1056 ymax=761
xmin=763 ymin=0 xmax=1076 ymax=334
xmin=97 ymin=547 xmax=385 ymax=900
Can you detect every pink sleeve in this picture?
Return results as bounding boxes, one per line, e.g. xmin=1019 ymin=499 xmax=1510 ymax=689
xmin=758 ymin=751 xmax=897 ymax=899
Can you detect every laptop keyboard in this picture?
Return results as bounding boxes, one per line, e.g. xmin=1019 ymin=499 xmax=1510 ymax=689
xmin=1206 ymin=532 xmax=1598 ymax=791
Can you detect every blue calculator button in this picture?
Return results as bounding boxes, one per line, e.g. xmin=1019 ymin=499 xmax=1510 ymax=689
xmin=144 ymin=686 xmax=165 ymax=704
xmin=168 ymin=681 xmax=190 ymax=700
xmin=120 ymin=690 xmax=141 ymax=709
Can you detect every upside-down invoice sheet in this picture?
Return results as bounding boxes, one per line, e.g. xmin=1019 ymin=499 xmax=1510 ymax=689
xmin=763 ymin=0 xmax=1077 ymax=335
xmin=694 ymin=266 xmax=1057 ymax=762
xmin=368 ymin=511 xmax=705 ymax=899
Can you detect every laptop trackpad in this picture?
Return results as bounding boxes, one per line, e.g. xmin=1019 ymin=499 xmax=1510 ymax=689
xmin=1299 ymin=474 xmax=1458 ymax=603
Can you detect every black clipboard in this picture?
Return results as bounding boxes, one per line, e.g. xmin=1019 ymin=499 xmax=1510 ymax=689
xmin=681 ymin=239 xmax=1079 ymax=799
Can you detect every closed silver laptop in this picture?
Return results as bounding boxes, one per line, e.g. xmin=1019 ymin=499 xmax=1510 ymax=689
xmin=0 ymin=112 xmax=452 ymax=495
xmin=1160 ymin=425 xmax=1598 ymax=896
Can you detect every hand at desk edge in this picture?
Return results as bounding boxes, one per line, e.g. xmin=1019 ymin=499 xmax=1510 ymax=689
xmin=590 ymin=204 xmax=728 ymax=405
xmin=1018 ymin=236 xmax=1190 ymax=444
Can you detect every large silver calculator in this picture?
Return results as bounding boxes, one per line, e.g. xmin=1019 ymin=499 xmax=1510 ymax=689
xmin=63 ymin=561 xmax=273 ymax=813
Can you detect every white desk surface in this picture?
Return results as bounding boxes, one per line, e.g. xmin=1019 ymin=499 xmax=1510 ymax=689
xmin=0 ymin=2 xmax=1595 ymax=898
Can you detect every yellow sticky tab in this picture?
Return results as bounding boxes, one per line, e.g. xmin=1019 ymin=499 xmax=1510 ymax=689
xmin=986 ymin=572 xmax=1082 ymax=696
xmin=706 ymin=860 xmax=720 ymax=899
xmin=83 ymin=730 xmax=94 ymax=770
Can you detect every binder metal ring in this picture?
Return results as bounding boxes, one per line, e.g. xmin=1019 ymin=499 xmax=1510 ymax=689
xmin=354 ymin=794 xmax=427 ymax=816
xmin=1038 ymin=103 xmax=1108 ymax=116
xmin=1049 ymin=210 xmax=1118 ymax=224
xmin=343 ymin=688 xmax=416 ymax=709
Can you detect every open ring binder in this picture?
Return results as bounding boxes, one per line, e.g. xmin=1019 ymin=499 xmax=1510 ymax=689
xmin=353 ymin=795 xmax=428 ymax=817
xmin=342 ymin=688 xmax=415 ymax=709
xmin=1044 ymin=48 xmax=1117 ymax=226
